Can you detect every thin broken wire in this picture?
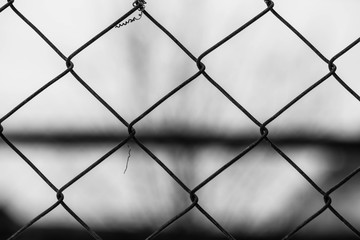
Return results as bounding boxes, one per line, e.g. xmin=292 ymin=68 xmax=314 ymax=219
xmin=124 ymin=144 xmax=132 ymax=173
xmin=115 ymin=0 xmax=147 ymax=28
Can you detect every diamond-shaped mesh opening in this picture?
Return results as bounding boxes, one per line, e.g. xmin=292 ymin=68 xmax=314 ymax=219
xmin=203 ymin=14 xmax=328 ymax=123
xmin=2 ymin=74 xmax=127 ymax=134
xmin=267 ymin=77 xmax=360 ymax=138
xmin=133 ymin=73 xmax=260 ymax=136
xmin=192 ymin=144 xmax=330 ymax=235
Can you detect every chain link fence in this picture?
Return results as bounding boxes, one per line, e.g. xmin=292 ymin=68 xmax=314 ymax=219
xmin=1 ymin=0 xmax=360 ymax=239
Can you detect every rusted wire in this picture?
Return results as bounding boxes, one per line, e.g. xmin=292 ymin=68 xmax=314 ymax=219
xmin=0 ymin=0 xmax=359 ymax=239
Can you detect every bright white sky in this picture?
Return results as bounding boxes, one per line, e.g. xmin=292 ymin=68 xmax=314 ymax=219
xmin=0 ymin=0 xmax=360 ymax=236
xmin=0 ymin=0 xmax=359 ymax=136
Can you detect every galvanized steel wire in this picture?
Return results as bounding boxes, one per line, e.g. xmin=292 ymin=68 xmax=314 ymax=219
xmin=1 ymin=0 xmax=360 ymax=239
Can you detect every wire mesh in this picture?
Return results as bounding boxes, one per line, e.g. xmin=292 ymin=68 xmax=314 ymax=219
xmin=0 ymin=0 xmax=360 ymax=239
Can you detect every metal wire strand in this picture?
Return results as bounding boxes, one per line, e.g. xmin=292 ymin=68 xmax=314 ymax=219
xmin=0 ymin=0 xmax=13 ymax=13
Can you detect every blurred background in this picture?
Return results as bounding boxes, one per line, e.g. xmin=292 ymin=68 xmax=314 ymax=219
xmin=0 ymin=0 xmax=360 ymax=239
